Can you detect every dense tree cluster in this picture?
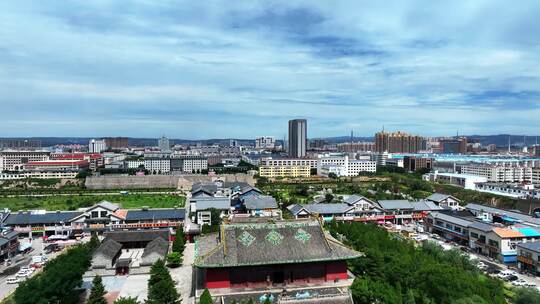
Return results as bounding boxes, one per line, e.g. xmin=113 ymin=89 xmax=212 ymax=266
xmin=328 ymin=221 xmax=506 ymax=304
xmin=146 ymin=259 xmax=180 ymax=304
xmin=13 ymin=240 xmax=98 ymax=304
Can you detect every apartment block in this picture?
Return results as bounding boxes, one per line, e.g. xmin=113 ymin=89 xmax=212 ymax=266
xmin=259 ymin=165 xmax=311 ymax=178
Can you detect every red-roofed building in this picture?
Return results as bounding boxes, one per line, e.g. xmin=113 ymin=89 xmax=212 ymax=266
xmin=51 ymin=153 xmax=104 ymax=171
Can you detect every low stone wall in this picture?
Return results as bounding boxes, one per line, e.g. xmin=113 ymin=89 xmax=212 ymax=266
xmin=85 ymin=174 xmax=255 ymax=190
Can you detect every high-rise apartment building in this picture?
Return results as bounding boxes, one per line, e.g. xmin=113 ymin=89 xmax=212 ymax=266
xmin=288 ymin=119 xmax=307 ymax=158
xmin=103 ymin=137 xmax=128 ymax=149
xmin=440 ymin=137 xmax=468 ymax=154
xmin=374 ymin=131 xmax=424 ymax=153
xmin=88 ymin=139 xmax=107 ymax=153
xmin=158 ymin=136 xmax=170 ymax=152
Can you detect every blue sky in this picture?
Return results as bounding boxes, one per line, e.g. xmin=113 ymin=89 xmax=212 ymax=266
xmin=1 ymin=1 xmax=540 ymax=139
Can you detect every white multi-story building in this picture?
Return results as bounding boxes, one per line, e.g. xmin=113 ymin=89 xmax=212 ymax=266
xmin=423 ymin=171 xmax=488 ymax=190
xmin=0 ymin=151 xmax=50 ymax=172
xmin=144 ymin=158 xmax=171 ymax=173
xmin=126 ymin=160 xmax=145 ymax=169
xmin=317 ymin=154 xmax=376 ymax=177
xmin=533 ymin=168 xmax=540 ymax=185
xmin=460 ymin=163 xmax=533 ymax=183
xmin=171 ymin=156 xmax=208 ymax=173
xmin=88 ymin=139 xmax=107 ymax=153
xmin=255 ymin=137 xmax=276 ymax=150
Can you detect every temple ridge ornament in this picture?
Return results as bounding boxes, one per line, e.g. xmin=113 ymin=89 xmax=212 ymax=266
xmin=265 ymin=230 xmax=284 ymax=245
xmin=294 ymin=228 xmax=311 ymax=244
xmin=238 ymin=231 xmax=256 ymax=246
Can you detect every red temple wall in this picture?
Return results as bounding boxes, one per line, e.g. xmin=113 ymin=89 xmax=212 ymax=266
xmin=206 ymin=268 xmax=230 ymax=289
xmin=325 ymin=261 xmax=348 ymax=281
xmin=205 ymin=261 xmax=349 ymax=289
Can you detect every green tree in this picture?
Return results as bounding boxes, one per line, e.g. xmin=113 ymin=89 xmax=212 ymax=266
xmin=146 ymin=259 xmax=180 ymax=304
xmin=514 ymin=287 xmax=540 ymax=304
xmin=114 ymin=297 xmax=141 ymax=304
xmin=167 ymin=252 xmax=182 ymax=268
xmin=88 ymin=233 xmax=100 ymax=251
xmin=199 ymin=288 xmax=213 ymax=304
xmin=172 ymin=226 xmax=185 ymax=254
xmin=88 ymin=275 xmax=107 ymax=304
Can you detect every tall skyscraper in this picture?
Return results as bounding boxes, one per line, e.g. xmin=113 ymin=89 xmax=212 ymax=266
xmin=288 ymin=119 xmax=307 ymax=158
xmin=158 ymin=136 xmax=170 ymax=151
xmin=375 ymin=131 xmax=424 ymax=153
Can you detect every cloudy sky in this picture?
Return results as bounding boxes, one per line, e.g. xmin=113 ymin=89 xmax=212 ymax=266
xmin=1 ymin=1 xmax=540 ymax=139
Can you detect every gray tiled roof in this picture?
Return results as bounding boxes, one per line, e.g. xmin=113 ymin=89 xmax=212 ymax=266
xmin=517 ymin=241 xmax=540 ymax=253
xmin=195 ymin=220 xmax=361 ymax=268
xmin=412 ymin=200 xmax=444 ymax=211
xmin=243 ymin=195 xmax=278 ymax=210
xmin=466 ymin=203 xmax=540 ymax=225
xmin=93 ymin=238 xmax=122 ymax=259
xmin=142 ymin=237 xmax=169 ymax=258
xmin=304 ymin=204 xmax=352 ymax=215
xmin=426 ymin=193 xmax=454 ymax=203
xmin=94 ymin=200 xmax=119 ymax=211
xmin=4 ymin=211 xmax=82 ymax=225
xmin=125 ymin=208 xmax=185 ymax=221
xmin=104 ymin=229 xmax=169 ymax=244
xmin=377 ymin=200 xmax=413 ymax=210
xmin=468 ymin=221 xmax=494 ymax=232
xmin=192 ymin=197 xmax=231 ymax=211
xmin=287 ymin=204 xmax=306 ymax=215
xmin=430 ymin=212 xmax=473 ymax=227
xmin=343 ymin=195 xmax=371 ymax=205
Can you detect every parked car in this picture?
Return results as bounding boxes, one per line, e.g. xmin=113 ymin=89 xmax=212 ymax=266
xmin=6 ymin=277 xmax=20 ymax=284
xmin=16 ymin=271 xmax=31 ymax=278
xmin=504 ymin=275 xmax=519 ymax=282
xmin=511 ymin=279 xmax=527 ymax=287
xmin=476 ymin=262 xmax=488 ymax=270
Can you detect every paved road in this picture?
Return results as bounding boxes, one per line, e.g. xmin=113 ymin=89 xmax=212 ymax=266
xmin=0 ymin=238 xmax=45 ymax=300
xmin=418 ymin=233 xmax=540 ymax=291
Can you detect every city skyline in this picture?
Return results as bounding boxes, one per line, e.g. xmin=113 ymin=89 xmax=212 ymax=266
xmin=2 ymin=1 xmax=540 ymax=138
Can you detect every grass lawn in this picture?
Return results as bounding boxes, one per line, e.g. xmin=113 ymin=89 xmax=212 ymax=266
xmin=0 ymin=194 xmax=185 ymax=211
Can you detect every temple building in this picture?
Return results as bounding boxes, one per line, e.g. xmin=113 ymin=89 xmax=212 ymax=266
xmin=194 ymin=219 xmax=361 ymax=303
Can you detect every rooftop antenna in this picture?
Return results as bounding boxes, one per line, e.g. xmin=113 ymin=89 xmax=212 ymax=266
xmin=350 ymin=130 xmax=354 ymax=143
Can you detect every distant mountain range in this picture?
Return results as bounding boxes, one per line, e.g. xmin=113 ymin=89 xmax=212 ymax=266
xmin=1 ymin=134 xmax=538 ymax=148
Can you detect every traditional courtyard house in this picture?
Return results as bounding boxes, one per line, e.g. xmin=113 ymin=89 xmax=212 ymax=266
xmin=517 ymin=241 xmax=540 ymax=275
xmin=92 ymin=238 xmax=123 ymax=269
xmin=91 ymin=229 xmax=170 ymax=275
xmin=194 ymin=219 xmax=361 ymax=303
xmin=425 ymin=193 xmax=462 ymax=210
xmin=241 ymin=195 xmax=280 ymax=217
